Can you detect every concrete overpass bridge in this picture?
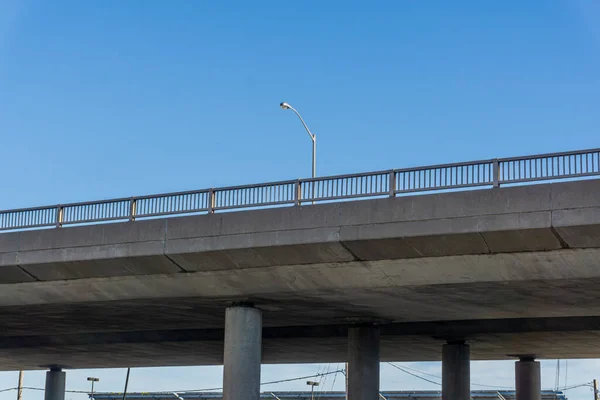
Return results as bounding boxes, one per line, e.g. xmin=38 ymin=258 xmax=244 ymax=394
xmin=1 ymin=148 xmax=599 ymax=400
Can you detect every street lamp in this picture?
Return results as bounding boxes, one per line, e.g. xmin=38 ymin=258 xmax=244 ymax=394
xmin=306 ymin=380 xmax=320 ymax=400
xmin=280 ymin=102 xmax=317 ymax=179
xmin=87 ymin=377 xmax=99 ymax=399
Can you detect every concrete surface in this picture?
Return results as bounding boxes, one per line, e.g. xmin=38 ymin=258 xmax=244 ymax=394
xmin=516 ymin=358 xmax=541 ymax=400
xmin=348 ymin=326 xmax=380 ymax=400
xmin=223 ymin=306 xmax=262 ymax=400
xmin=0 ymin=180 xmax=599 ymax=369
xmin=442 ymin=342 xmax=470 ymax=400
xmin=44 ymin=368 xmax=65 ymax=400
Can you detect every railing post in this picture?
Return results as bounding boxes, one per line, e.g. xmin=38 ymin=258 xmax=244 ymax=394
xmin=129 ymin=198 xmax=137 ymax=222
xmin=208 ymin=189 xmax=216 ymax=213
xmin=493 ymin=159 xmax=500 ymax=188
xmin=55 ymin=205 xmax=63 ymax=228
xmin=389 ymin=170 xmax=396 ymax=198
xmin=294 ymin=179 xmax=302 ymax=206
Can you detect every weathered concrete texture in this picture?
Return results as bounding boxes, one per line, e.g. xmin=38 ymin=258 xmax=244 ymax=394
xmin=169 ymin=241 xmax=354 ymax=272
xmin=552 ymin=207 xmax=600 ymax=248
xmin=1 ymin=249 xmax=600 ymax=308
xmin=223 ymin=306 xmax=262 ymax=400
xmin=0 ymin=180 xmax=599 ymax=283
xmin=0 ymin=264 xmax=37 ymax=283
xmin=442 ymin=342 xmax=470 ymax=400
xmin=515 ymin=359 xmax=541 ymax=400
xmin=1 ymin=324 xmax=600 ymax=370
xmin=1 ymin=250 xmax=600 ymax=323
xmin=348 ymin=326 xmax=380 ymax=400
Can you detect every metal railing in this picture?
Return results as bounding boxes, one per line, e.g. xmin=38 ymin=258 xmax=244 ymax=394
xmin=1 ymin=148 xmax=599 ymax=232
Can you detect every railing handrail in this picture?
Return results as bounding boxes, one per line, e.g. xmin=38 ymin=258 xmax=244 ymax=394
xmin=394 ymin=158 xmax=497 ymax=173
xmin=213 ymin=179 xmax=298 ymax=191
xmin=0 ymin=204 xmax=58 ymax=215
xmin=1 ymin=147 xmax=599 ymax=232
xmin=498 ymin=147 xmax=600 ymax=162
xmin=134 ymin=188 xmax=211 ymax=201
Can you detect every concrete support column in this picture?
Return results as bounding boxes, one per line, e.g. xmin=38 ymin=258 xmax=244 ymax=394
xmin=442 ymin=341 xmax=470 ymax=400
xmin=223 ymin=304 xmax=262 ymax=400
xmin=348 ymin=325 xmax=380 ymax=400
xmin=515 ymin=357 xmax=541 ymax=400
xmin=44 ymin=368 xmax=66 ymax=400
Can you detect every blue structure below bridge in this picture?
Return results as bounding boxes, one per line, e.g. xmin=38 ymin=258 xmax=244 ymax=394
xmin=91 ymin=391 xmax=568 ymax=400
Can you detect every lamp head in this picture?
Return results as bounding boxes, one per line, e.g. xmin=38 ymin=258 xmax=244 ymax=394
xmin=280 ymin=102 xmax=292 ymax=110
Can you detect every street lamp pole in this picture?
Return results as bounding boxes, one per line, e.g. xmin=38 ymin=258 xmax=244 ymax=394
xmin=312 ymin=132 xmax=316 ymax=180
xmin=280 ymin=102 xmax=317 ymax=179
xmin=87 ymin=377 xmax=99 ymax=400
xmin=306 ymin=381 xmax=319 ymax=400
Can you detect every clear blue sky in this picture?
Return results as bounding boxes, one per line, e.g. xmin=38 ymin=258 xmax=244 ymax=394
xmin=1 ymin=0 xmax=599 ymax=209
xmin=0 ymin=1 xmax=599 ymax=399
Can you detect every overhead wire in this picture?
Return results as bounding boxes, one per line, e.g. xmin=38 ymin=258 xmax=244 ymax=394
xmin=396 ymin=364 xmax=443 ymax=380
xmin=169 ymin=368 xmax=345 ymax=393
xmin=560 ymin=382 xmax=593 ymax=391
xmin=389 ymin=359 xmax=591 ymax=393
xmin=319 ymin=364 xmax=332 ymax=396
xmin=386 ymin=362 xmax=513 ymax=390
xmin=1 ymin=369 xmax=590 ymax=396
xmin=0 ymin=369 xmax=346 ymax=396
xmin=386 ymin=362 xmax=441 ymax=386
xmin=564 ymin=360 xmax=568 ymax=390
xmin=315 ymin=364 xmax=329 ymax=399
xmin=330 ymin=364 xmax=340 ymax=392
xmin=0 ymin=387 xmax=91 ymax=394
xmin=25 ymin=386 xmax=91 ymax=394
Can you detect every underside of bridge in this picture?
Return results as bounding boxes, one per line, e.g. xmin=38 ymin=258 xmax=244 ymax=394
xmin=1 ymin=274 xmax=600 ymax=370
xmin=2 ymin=316 xmax=600 ymax=370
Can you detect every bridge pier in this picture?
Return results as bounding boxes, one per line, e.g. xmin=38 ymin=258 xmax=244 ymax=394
xmin=442 ymin=341 xmax=470 ymax=400
xmin=516 ymin=357 xmax=541 ymax=400
xmin=223 ymin=304 xmax=262 ymax=400
xmin=44 ymin=367 xmax=66 ymax=400
xmin=347 ymin=325 xmax=380 ymax=400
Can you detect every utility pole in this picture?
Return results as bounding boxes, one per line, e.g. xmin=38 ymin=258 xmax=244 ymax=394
xmin=16 ymin=371 xmax=23 ymax=400
xmin=122 ymin=368 xmax=131 ymax=400
xmin=345 ymin=363 xmax=348 ymax=400
xmin=593 ymin=379 xmax=598 ymax=400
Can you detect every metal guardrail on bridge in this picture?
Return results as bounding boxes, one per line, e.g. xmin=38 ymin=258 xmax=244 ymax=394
xmin=1 ymin=148 xmax=599 ymax=232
